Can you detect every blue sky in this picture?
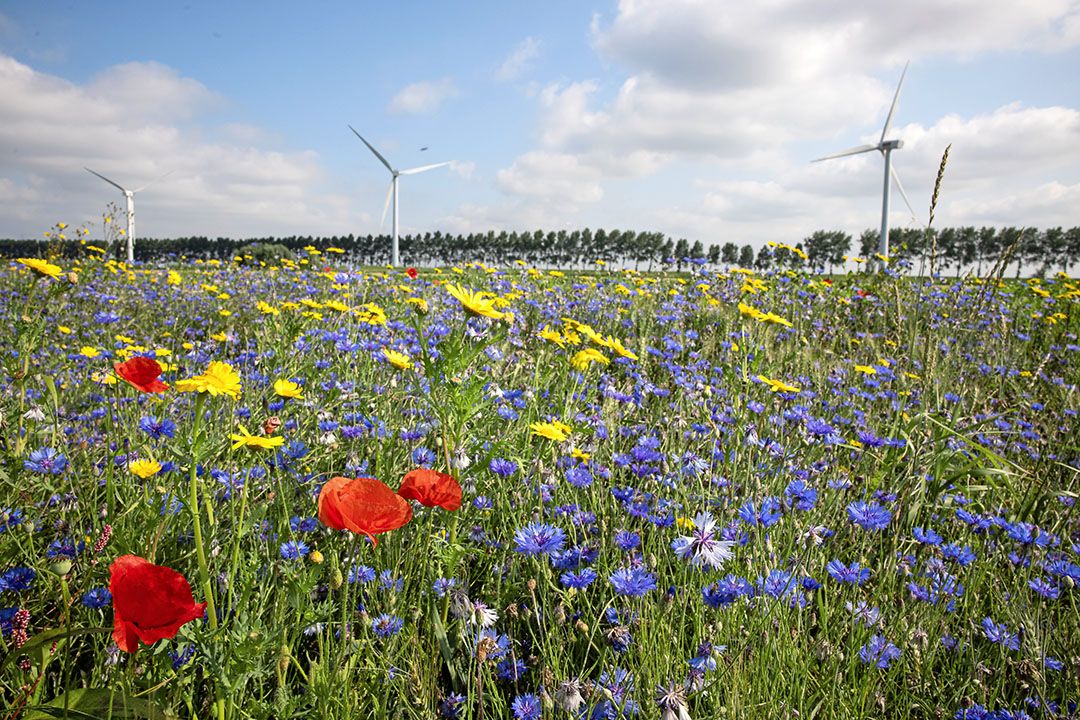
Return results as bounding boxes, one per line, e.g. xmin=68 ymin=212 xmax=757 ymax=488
xmin=1 ymin=1 xmax=1078 ymax=249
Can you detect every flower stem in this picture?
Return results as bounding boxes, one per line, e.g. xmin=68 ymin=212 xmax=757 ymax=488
xmin=188 ymin=393 xmax=219 ymax=630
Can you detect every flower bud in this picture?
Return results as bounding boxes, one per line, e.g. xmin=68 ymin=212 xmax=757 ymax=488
xmin=49 ymin=560 xmax=72 ymax=576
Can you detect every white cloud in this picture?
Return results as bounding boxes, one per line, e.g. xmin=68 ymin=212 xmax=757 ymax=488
xmin=0 ymin=53 xmax=364 ymax=238
xmin=496 ymin=151 xmax=604 ymax=206
xmin=593 ymin=0 xmax=1080 ymax=90
xmin=488 ymin=0 xmax=1080 ymax=247
xmin=497 ymin=36 xmax=541 ymax=80
xmin=449 ymin=160 xmax=476 ymax=180
xmin=388 ymin=78 xmax=458 ymax=114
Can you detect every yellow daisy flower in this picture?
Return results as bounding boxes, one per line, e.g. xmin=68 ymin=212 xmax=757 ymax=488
xmin=230 ymin=424 xmax=286 ymax=451
xmin=274 ymin=378 xmax=304 ymax=399
xmin=176 ymin=361 xmax=242 ymax=400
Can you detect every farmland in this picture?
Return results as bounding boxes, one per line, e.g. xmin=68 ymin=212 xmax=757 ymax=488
xmin=1 ymin=250 xmax=1078 ymax=719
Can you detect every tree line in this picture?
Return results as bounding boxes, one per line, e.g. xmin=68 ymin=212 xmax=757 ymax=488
xmin=1 ymin=225 xmax=1077 ymax=275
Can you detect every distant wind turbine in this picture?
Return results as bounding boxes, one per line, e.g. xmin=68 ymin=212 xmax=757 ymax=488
xmin=84 ymin=168 xmax=171 ymax=264
xmin=348 ymin=125 xmax=451 ymax=267
xmin=812 ymin=62 xmax=920 ymax=264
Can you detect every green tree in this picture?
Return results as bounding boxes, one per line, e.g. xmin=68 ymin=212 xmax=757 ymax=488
xmin=738 ymin=244 xmax=755 ymax=267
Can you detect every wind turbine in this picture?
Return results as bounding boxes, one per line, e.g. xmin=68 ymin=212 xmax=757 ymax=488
xmin=84 ymin=168 xmax=171 ymax=264
xmin=348 ymin=125 xmax=451 ymax=266
xmin=812 ymin=62 xmax=919 ymax=265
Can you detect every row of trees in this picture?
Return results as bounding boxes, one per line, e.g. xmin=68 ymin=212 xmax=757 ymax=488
xmin=2 ymin=226 xmax=1077 ymax=275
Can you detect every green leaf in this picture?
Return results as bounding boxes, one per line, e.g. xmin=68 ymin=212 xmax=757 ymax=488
xmin=4 ymin=626 xmax=110 ymax=668
xmin=23 ymin=688 xmax=175 ymax=720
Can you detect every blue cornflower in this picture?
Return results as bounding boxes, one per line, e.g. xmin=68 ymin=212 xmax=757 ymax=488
xmin=1028 ymin=576 xmax=1059 ymax=599
xmin=289 ymin=516 xmax=319 ymax=533
xmin=282 ymin=439 xmax=309 ymax=460
xmin=513 ymin=522 xmax=567 ymax=557
xmin=379 ymin=569 xmax=403 ymax=592
xmin=138 ymin=416 xmax=177 ymax=439
xmin=614 ymin=530 xmax=641 ymax=551
xmin=24 ymin=448 xmax=68 ymax=475
xmin=439 ymin=693 xmax=466 ymax=720
xmin=279 ymin=540 xmax=309 ymax=561
xmin=846 ymin=600 xmax=881 ymax=627
xmin=941 ymin=543 xmax=976 ymax=566
xmin=739 ymin=497 xmax=782 ymax=528
xmin=565 ymin=466 xmax=593 ymax=488
xmin=1043 ymin=558 xmax=1080 ymax=583
xmin=371 ymin=613 xmax=404 ymax=638
xmin=671 ymin=511 xmax=735 ymax=569
xmin=510 ymin=693 xmax=541 ymax=720
xmin=609 ymin=567 xmax=657 ymax=597
xmin=170 ymin=644 xmax=196 ymax=669
xmin=784 ymin=479 xmax=818 ymax=511
xmin=826 ymin=560 xmax=871 ymax=585
xmin=433 ymin=577 xmax=457 ymax=597
xmin=912 ymin=527 xmax=943 ymax=545
xmin=980 ymin=617 xmax=1020 ymax=650
xmin=411 ymin=446 xmax=436 ymax=467
xmin=846 ymin=500 xmax=892 ymax=531
xmin=0 ymin=567 xmax=36 ymax=592
xmin=496 ymin=657 xmax=527 ymax=682
xmin=348 ymin=565 xmax=376 ymax=583
xmin=859 ymin=635 xmax=901 ymax=668
xmin=702 ymin=575 xmax=754 ymax=608
xmin=560 ymin=568 xmax=598 ymax=589
xmin=81 ymin=587 xmax=112 ymax=609
xmin=489 ymin=458 xmax=518 ymax=477
xmin=757 ymin=569 xmax=798 ymax=600
xmin=1 ymin=508 xmax=24 ymax=533
xmin=473 ymin=629 xmax=511 ymax=660
xmin=0 ymin=607 xmax=17 ymax=636
xmin=47 ymin=537 xmax=84 ymax=559
xmin=473 ymin=496 xmax=493 ymax=510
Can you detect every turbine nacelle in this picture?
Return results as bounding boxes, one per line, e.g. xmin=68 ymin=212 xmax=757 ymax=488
xmin=811 ymin=62 xmax=920 ymax=266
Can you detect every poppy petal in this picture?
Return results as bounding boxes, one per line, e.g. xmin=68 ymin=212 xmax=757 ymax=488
xmin=109 ymin=554 xmax=205 ymax=653
xmin=399 ymin=468 xmax=462 ymax=511
xmin=318 ymin=477 xmax=413 ymax=543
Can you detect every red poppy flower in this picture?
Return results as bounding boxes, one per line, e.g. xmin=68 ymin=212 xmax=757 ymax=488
xmin=406 ymin=267 xmax=419 ymax=279
xmin=114 ymin=356 xmax=169 ymax=393
xmin=398 ymin=468 xmax=462 ymax=511
xmin=109 ymin=555 xmax=206 ymax=653
xmin=318 ymin=476 xmax=413 ymax=544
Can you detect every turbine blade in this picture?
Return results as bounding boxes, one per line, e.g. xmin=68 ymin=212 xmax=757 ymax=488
xmin=132 ymin=170 xmax=174 ymax=194
xmin=348 ymin=125 xmax=395 ymax=173
xmin=380 ymin=180 xmax=394 ymax=229
xmin=880 ymin=61 xmax=909 ymax=144
xmin=811 ymin=144 xmax=877 ymax=162
xmin=890 ymin=164 xmax=921 ymax=225
xmin=85 ymin=167 xmax=127 ymax=193
xmin=399 ymin=161 xmax=452 ymax=176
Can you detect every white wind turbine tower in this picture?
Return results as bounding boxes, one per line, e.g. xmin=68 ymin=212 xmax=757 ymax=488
xmin=348 ymin=125 xmax=451 ymax=267
xmin=812 ymin=62 xmax=920 ymax=264
xmin=84 ymin=168 xmax=171 ymax=264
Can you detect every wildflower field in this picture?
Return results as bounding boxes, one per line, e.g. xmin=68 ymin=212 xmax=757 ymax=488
xmin=1 ymin=250 xmax=1078 ymax=720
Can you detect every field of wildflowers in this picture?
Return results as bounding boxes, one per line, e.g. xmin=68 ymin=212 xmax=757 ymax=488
xmin=1 ymin=248 xmax=1078 ymax=719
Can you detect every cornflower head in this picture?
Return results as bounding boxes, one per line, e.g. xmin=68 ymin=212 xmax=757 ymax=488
xmin=846 ymin=500 xmax=892 ymax=532
xmin=859 ymin=634 xmax=901 ymax=669
xmin=513 ymin=522 xmax=567 ymax=557
xmin=671 ymin=511 xmax=735 ymax=569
